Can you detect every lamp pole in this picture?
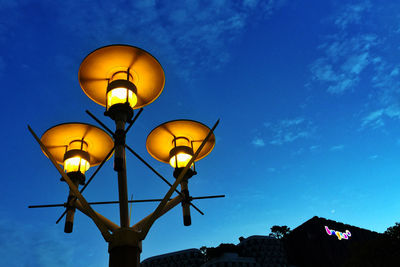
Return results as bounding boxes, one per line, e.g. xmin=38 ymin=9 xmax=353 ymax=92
xmin=112 ymin=112 xmax=130 ymax=228
xmin=28 ymin=44 xmax=223 ymax=267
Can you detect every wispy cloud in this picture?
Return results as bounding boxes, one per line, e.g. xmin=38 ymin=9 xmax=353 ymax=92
xmin=309 ymin=1 xmax=400 ymax=129
xmin=310 ymin=34 xmax=378 ymax=94
xmin=330 ymin=145 xmax=344 ymax=151
xmin=251 ymin=137 xmax=265 ymax=147
xmin=0 ymin=214 xmax=103 ymax=267
xmin=45 ymin=0 xmax=286 ymax=80
xmin=361 ymin=105 xmax=400 ymax=128
xmin=369 ymin=154 xmax=378 ymax=160
xmin=334 ymin=1 xmax=371 ymax=29
xmin=266 ymin=117 xmax=315 ymax=145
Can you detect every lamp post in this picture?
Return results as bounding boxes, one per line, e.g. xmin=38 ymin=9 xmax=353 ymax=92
xmin=28 ymin=44 xmax=223 ymax=267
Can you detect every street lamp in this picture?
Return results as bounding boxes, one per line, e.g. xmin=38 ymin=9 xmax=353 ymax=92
xmin=146 ymin=119 xmax=216 ymax=226
xmin=78 ymin=44 xmax=165 ymax=121
xmin=40 ymin=122 xmax=114 ymax=233
xmin=28 ymin=44 xmax=223 ymax=267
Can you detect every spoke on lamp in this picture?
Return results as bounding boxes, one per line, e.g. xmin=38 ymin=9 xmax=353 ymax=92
xmin=125 ymin=108 xmax=143 ymax=134
xmin=86 ymin=110 xmax=114 ymax=136
xmin=30 ymin=195 xmax=225 ymax=209
xmin=124 ymin=144 xmax=205 ymax=215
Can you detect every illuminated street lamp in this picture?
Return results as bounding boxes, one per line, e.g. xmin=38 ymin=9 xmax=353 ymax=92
xmin=28 ymin=44 xmax=223 ymax=267
xmin=146 ymin=120 xmax=216 ymax=226
xmin=40 ymin=123 xmax=114 ymax=233
xmin=78 ymin=44 xmax=165 ymax=121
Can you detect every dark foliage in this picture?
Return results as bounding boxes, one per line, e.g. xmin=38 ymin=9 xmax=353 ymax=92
xmin=269 ymin=225 xmax=291 ymax=239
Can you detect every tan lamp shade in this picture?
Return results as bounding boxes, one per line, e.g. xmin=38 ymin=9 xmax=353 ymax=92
xmin=78 ymin=45 xmax=165 ymax=109
xmin=41 ymin=123 xmax=114 ymax=173
xmin=146 ymin=120 xmax=216 ymax=168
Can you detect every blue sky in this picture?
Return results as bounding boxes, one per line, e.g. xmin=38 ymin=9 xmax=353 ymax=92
xmin=2 ymin=0 xmax=400 ymax=266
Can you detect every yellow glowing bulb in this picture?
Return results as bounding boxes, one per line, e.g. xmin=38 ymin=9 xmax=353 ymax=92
xmin=169 ymin=153 xmax=193 ymax=168
xmin=64 ymin=157 xmax=90 ymax=174
xmin=107 ymin=87 xmax=137 ymax=109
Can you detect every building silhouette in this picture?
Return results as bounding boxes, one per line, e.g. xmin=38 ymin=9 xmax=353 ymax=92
xmin=141 ymin=216 xmax=383 ymax=267
xmin=284 ymin=216 xmax=382 ymax=267
xmin=141 ymin=236 xmax=287 ymax=266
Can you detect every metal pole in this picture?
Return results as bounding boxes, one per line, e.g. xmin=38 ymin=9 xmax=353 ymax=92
xmin=114 ymin=118 xmax=130 ymax=228
xmin=64 ymin=177 xmax=80 ymax=233
xmin=180 ymin=180 xmax=191 ymax=226
xmin=108 ymin=111 xmax=141 ymax=267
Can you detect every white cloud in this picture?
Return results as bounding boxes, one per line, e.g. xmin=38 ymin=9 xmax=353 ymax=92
xmin=0 ymin=216 xmax=94 ymax=267
xmin=330 ymin=145 xmax=344 ymax=151
xmin=309 ymin=1 xmax=400 ymax=129
xmin=310 ymin=34 xmax=378 ymax=94
xmin=252 ymin=137 xmax=265 ymax=147
xmin=361 ymin=109 xmax=385 ymax=128
xmin=361 ymin=106 xmax=400 ymax=128
xmin=267 ymin=117 xmax=315 ymax=145
xmin=369 ymin=155 xmax=378 ymax=160
xmin=334 ymin=1 xmax=371 ymax=29
xmin=44 ymin=0 xmax=286 ymax=80
xmin=280 ymin=117 xmax=305 ymax=127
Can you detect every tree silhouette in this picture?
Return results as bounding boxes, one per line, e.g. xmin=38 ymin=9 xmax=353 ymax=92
xmin=269 ymin=225 xmax=291 ymax=239
xmin=384 ymin=222 xmax=400 ymax=239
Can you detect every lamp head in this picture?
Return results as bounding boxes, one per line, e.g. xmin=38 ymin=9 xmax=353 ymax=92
xmin=41 ymin=123 xmax=114 ymax=179
xmin=146 ymin=120 xmax=215 ymax=176
xmin=78 ymin=45 xmax=165 ymax=120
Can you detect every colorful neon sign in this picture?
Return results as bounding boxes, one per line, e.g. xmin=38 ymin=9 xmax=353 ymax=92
xmin=325 ymin=226 xmax=351 ymax=240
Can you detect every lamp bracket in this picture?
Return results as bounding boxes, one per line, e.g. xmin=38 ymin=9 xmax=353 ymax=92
xmin=104 ymin=103 xmax=134 ymax=122
xmin=173 ymin=167 xmax=196 ymax=180
xmin=60 ymin=171 xmax=86 ymax=185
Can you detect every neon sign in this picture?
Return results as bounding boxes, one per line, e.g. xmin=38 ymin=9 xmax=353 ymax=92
xmin=325 ymin=226 xmax=351 ymax=240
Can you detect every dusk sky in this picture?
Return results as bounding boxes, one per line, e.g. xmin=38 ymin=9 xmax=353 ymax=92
xmin=2 ymin=0 xmax=400 ymax=266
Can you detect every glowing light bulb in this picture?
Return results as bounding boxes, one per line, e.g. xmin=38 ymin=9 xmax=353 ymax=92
xmin=63 ymin=140 xmax=90 ymax=174
xmin=169 ymin=152 xmax=193 ymax=168
xmin=64 ymin=157 xmax=90 ymax=174
xmin=169 ymin=137 xmax=194 ymax=168
xmin=107 ymin=87 xmax=137 ymax=109
xmin=106 ymin=79 xmax=138 ymax=110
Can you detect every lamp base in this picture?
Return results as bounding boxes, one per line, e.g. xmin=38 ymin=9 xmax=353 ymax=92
xmin=108 ymin=229 xmax=142 ymax=267
xmin=173 ymin=167 xmax=196 ymax=179
xmin=60 ymin=171 xmax=86 ymax=185
xmin=105 ymin=103 xmax=133 ymax=122
xmin=109 ymin=245 xmax=141 ymax=267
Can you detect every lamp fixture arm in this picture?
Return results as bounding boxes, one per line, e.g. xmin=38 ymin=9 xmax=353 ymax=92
xmin=86 ymin=110 xmax=114 ymax=136
xmin=74 ymin=200 xmax=119 ymax=232
xmin=132 ymin=195 xmax=183 ymax=234
xmin=125 ymin=144 xmax=205 ymax=215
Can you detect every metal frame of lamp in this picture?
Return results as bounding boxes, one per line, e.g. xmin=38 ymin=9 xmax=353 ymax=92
xmin=28 ymin=44 xmax=223 ymax=267
xmin=40 ymin=122 xmax=114 ymax=233
xmin=146 ymin=119 xmax=216 ymax=226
